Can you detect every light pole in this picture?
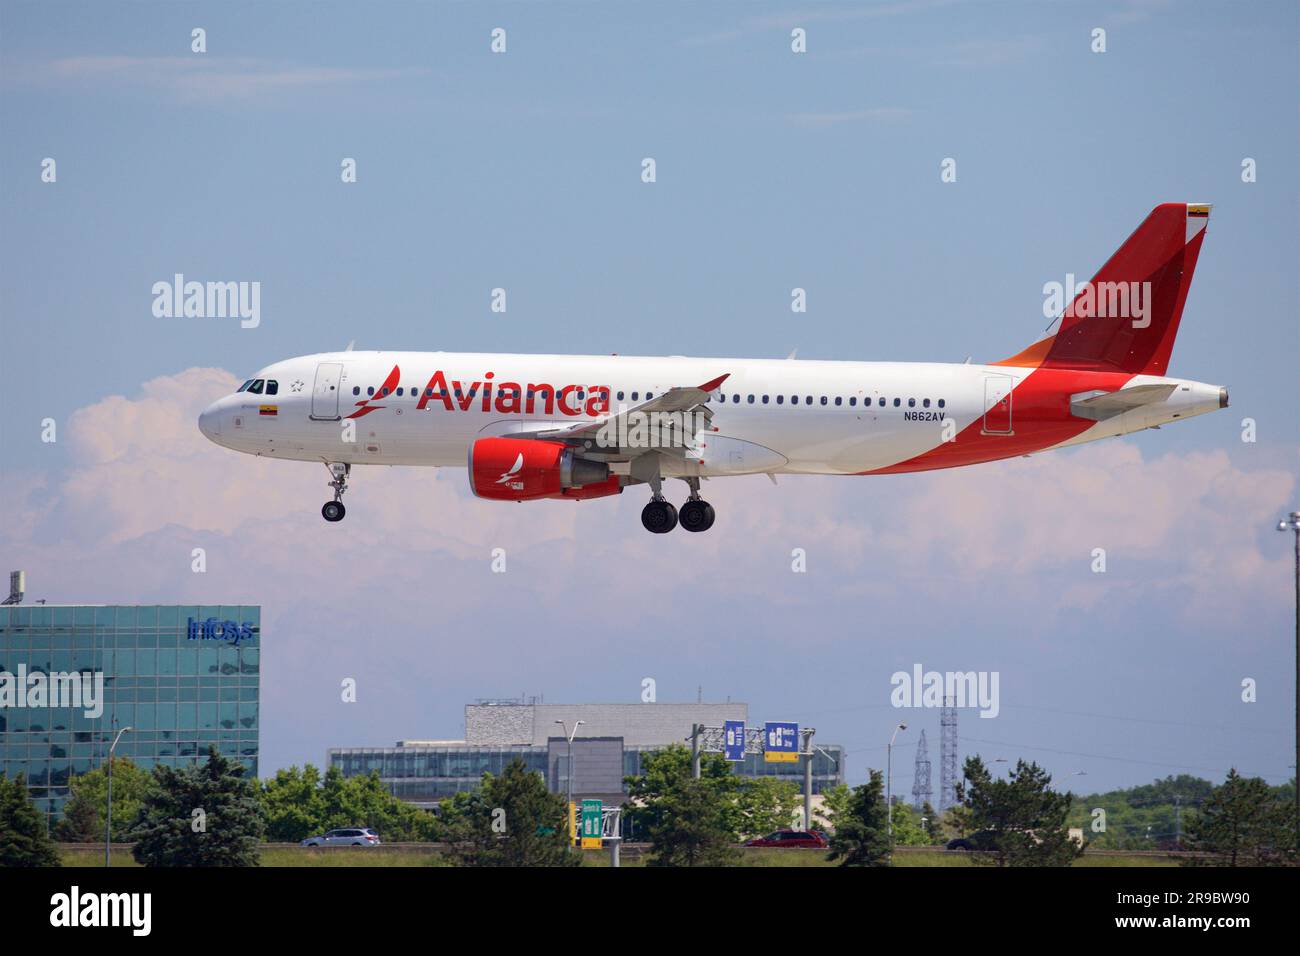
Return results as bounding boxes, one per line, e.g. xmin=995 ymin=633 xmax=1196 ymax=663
xmin=105 ymin=726 xmax=131 ymax=867
xmin=887 ymin=722 xmax=907 ymax=845
xmin=554 ymin=719 xmax=584 ymax=843
xmin=1277 ymin=510 xmax=1300 ymax=855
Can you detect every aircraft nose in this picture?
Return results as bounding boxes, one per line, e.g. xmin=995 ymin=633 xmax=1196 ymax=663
xmin=198 ymin=402 xmax=222 ymax=442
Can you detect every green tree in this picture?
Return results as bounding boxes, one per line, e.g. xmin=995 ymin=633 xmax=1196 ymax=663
xmin=827 ymin=770 xmax=891 ymax=866
xmin=1183 ymin=769 xmax=1294 ymax=866
xmin=643 ymin=777 xmax=739 ymax=867
xmin=53 ymin=756 xmax=153 ymax=843
xmin=939 ymin=802 xmax=974 ymax=842
xmin=442 ymin=758 xmax=577 ymax=866
xmin=131 ymin=747 xmax=264 ymax=867
xmin=819 ymin=781 xmax=852 ymax=833
xmin=264 ymin=765 xmax=437 ymax=842
xmin=260 ymin=764 xmax=324 ymax=842
xmin=735 ymin=777 xmax=801 ymax=838
xmin=1064 ymin=774 xmax=1213 ymax=850
xmin=957 ymin=756 xmax=1084 ymax=867
xmin=891 ymin=802 xmax=930 ymax=846
xmin=920 ymin=801 xmax=942 ymax=844
xmin=0 ymin=774 xmax=61 ymax=867
xmin=624 ymin=745 xmax=740 ymax=839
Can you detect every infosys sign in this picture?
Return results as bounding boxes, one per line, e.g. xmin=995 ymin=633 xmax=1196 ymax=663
xmin=186 ymin=617 xmax=258 ymax=646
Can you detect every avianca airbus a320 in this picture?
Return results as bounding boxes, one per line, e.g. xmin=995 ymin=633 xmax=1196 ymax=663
xmin=199 ymin=203 xmax=1226 ymax=534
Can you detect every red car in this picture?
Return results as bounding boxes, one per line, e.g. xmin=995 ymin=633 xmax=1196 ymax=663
xmin=744 ymin=829 xmax=828 ymax=849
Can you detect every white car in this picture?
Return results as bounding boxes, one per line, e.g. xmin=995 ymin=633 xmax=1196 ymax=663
xmin=300 ymin=827 xmax=381 ymax=847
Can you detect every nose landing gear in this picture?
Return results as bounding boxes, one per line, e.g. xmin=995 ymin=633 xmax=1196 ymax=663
xmin=322 ymin=462 xmax=350 ymax=522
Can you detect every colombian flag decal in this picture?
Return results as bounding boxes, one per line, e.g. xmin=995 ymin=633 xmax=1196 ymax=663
xmin=259 ymin=405 xmax=278 ymax=416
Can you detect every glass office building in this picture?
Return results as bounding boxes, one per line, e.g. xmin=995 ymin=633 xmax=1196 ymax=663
xmin=330 ymin=746 xmax=549 ymax=805
xmin=0 ymin=604 xmax=261 ymax=831
xmin=327 ymin=740 xmax=845 ymax=807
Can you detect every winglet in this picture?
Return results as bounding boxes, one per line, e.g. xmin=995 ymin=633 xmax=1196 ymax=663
xmin=697 ymin=373 xmax=730 ymax=392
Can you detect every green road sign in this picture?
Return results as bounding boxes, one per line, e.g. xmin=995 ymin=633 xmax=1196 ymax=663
xmin=581 ymin=799 xmax=602 ymax=848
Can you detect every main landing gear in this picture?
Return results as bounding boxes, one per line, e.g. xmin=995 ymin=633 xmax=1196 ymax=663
xmin=641 ymin=476 xmax=715 ymax=534
xmin=322 ymin=462 xmax=350 ymax=522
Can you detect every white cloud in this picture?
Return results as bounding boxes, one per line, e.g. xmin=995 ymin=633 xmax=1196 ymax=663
xmin=3 ymin=368 xmax=1292 ymax=633
xmin=25 ymin=56 xmax=430 ymax=103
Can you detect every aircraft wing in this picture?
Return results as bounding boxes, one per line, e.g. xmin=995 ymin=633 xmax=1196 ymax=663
xmin=525 ymin=373 xmax=730 ymax=459
xmin=1070 ymin=383 xmax=1177 ymax=421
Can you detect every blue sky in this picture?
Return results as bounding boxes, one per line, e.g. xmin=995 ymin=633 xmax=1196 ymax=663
xmin=2 ymin=0 xmax=1297 ymax=799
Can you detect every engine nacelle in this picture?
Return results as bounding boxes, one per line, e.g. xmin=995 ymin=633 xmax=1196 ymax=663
xmin=468 ymin=437 xmax=615 ymax=501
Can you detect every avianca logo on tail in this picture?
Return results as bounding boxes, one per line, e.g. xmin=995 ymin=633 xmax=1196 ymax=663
xmin=347 ymin=366 xmax=613 ymax=420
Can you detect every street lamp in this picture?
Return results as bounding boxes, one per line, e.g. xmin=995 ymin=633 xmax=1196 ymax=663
xmin=887 ymin=723 xmax=907 ymax=845
xmin=105 ymin=726 xmax=132 ymax=868
xmin=1277 ymin=510 xmax=1300 ymax=854
xmin=554 ymin=719 xmax=585 ymax=840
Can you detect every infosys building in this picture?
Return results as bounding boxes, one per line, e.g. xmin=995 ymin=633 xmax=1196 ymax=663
xmin=0 ymin=595 xmax=261 ymax=830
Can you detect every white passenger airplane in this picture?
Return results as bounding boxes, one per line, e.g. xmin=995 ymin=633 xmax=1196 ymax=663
xmin=199 ymin=203 xmax=1225 ymax=533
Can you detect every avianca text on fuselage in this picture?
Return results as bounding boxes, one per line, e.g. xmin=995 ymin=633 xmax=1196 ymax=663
xmin=198 ymin=203 xmax=1227 ymax=535
xmin=347 ymin=367 xmax=612 ymax=420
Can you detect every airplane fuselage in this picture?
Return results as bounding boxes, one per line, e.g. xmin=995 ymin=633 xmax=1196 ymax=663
xmin=198 ymin=350 xmax=1225 ymax=477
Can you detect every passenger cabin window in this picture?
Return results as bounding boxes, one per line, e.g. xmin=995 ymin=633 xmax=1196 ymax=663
xmin=908 ymin=398 xmax=916 ymax=407
xmin=776 ymin=395 xmax=784 ymax=404
xmin=938 ymin=399 xmax=946 ymax=408
xmin=893 ymin=398 xmax=901 ymax=407
xmin=353 ymin=386 xmax=360 ymax=396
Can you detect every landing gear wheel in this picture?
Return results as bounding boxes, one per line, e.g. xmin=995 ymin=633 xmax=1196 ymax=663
xmin=679 ymin=499 xmax=715 ymax=532
xmin=641 ymin=499 xmax=678 ymax=534
xmin=322 ymin=462 xmax=351 ymax=522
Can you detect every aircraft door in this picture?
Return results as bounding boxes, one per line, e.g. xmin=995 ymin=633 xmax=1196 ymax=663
xmin=311 ymin=363 xmax=344 ymax=420
xmin=983 ymin=374 xmax=1014 ymax=435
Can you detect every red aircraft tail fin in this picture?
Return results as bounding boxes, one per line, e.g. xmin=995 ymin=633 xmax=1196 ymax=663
xmin=995 ymin=203 xmax=1210 ymax=376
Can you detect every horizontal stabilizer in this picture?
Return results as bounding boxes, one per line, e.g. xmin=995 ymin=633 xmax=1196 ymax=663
xmin=1070 ymin=383 xmax=1177 ymax=421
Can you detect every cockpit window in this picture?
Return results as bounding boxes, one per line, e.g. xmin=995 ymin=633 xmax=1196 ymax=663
xmin=248 ymin=380 xmax=265 ymax=395
xmin=265 ymin=380 xmax=278 ymax=395
xmin=237 ymin=380 xmax=254 ymax=393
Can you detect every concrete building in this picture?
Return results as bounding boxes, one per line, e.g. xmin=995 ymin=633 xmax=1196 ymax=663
xmin=329 ymin=697 xmax=844 ymax=809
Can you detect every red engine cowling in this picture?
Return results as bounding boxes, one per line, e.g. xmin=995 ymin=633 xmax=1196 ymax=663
xmin=468 ymin=437 xmax=618 ymax=501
